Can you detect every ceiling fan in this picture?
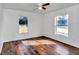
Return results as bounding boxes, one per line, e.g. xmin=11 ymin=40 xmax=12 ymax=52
xmin=34 ymin=3 xmax=50 ymax=10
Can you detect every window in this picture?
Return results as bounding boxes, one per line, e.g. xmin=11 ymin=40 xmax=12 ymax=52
xmin=55 ymin=14 xmax=68 ymax=37
xmin=19 ymin=16 xmax=28 ymax=33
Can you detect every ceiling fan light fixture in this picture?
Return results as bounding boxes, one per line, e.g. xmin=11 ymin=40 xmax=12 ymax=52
xmin=38 ymin=7 xmax=42 ymax=10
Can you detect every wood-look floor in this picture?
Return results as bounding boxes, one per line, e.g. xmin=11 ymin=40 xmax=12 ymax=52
xmin=1 ymin=36 xmax=79 ymax=55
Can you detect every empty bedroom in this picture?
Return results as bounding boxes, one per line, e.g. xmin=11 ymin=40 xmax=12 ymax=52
xmin=0 ymin=3 xmax=79 ymax=55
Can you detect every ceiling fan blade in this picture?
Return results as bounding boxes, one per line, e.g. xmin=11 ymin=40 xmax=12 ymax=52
xmin=33 ymin=8 xmax=38 ymax=11
xmin=42 ymin=7 xmax=46 ymax=10
xmin=42 ymin=3 xmax=50 ymax=6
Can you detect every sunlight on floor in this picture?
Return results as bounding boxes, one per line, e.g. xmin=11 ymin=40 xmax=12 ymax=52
xmin=22 ymin=40 xmax=57 ymax=45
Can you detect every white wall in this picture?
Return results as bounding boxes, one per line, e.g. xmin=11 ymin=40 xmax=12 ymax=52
xmin=43 ymin=5 xmax=79 ymax=48
xmin=0 ymin=4 xmax=3 ymax=41
xmin=1 ymin=9 xmax=43 ymax=42
xmin=0 ymin=4 xmax=3 ymax=53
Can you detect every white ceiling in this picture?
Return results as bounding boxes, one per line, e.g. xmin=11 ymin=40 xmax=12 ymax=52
xmin=2 ymin=3 xmax=79 ymax=14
